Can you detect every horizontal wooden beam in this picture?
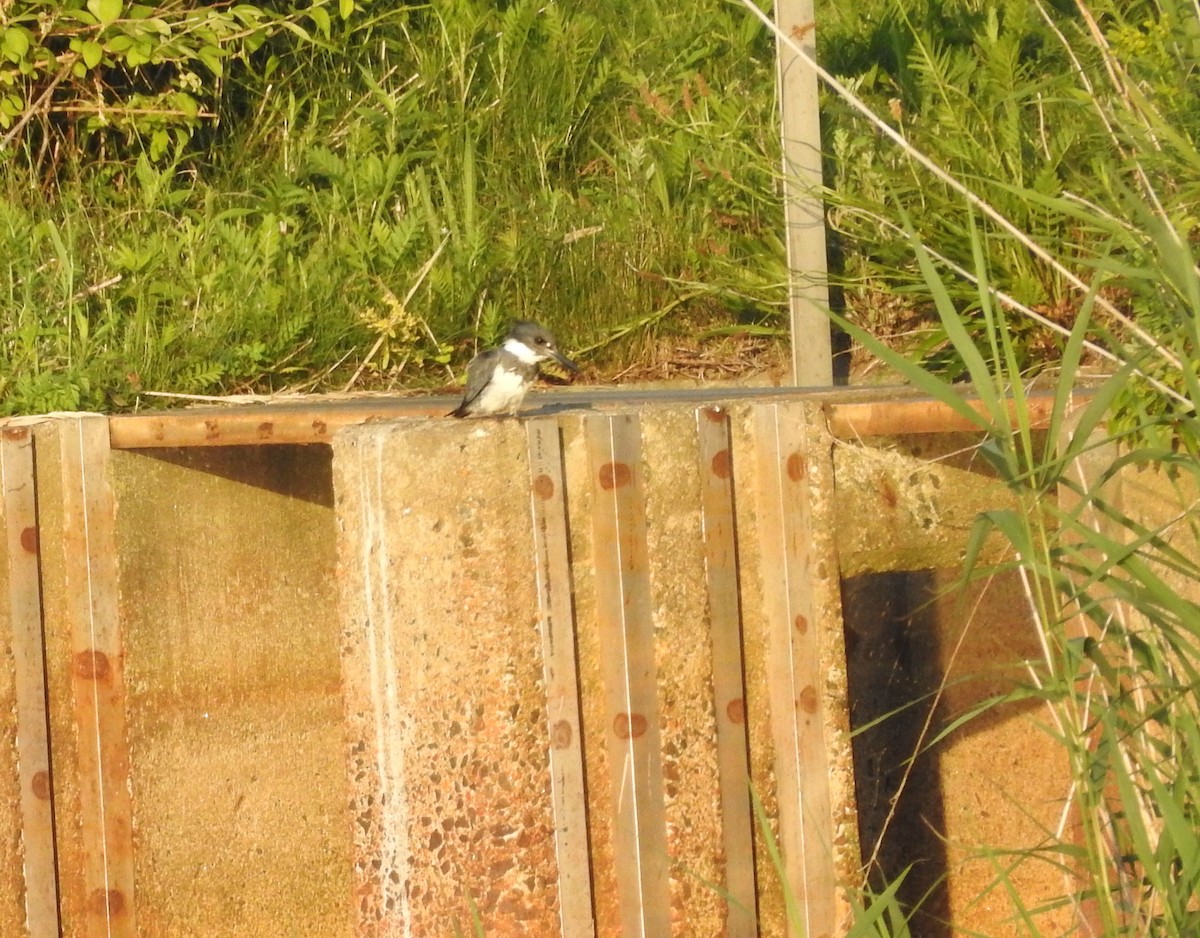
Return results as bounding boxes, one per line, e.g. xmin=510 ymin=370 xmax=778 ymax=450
xmin=99 ymin=390 xmax=1074 ymax=450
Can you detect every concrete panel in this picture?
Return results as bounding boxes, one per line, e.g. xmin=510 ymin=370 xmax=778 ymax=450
xmin=335 ymin=419 xmax=561 ymax=936
xmin=111 ymin=445 xmax=349 ymax=938
xmin=833 ymin=432 xmax=1017 ymax=576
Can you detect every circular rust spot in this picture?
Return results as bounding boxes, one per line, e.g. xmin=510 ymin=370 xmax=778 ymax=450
xmin=257 ymin=421 xmax=274 ymax=439
xmin=613 ymin=712 xmax=648 ymax=739
xmin=799 ymin=685 xmax=819 ymax=714
xmin=599 ymin=462 xmax=632 ymax=490
xmin=710 ymin=448 xmax=731 ymax=480
xmin=203 ymin=419 xmax=220 ymax=440
xmin=20 ymin=526 xmax=37 ymax=554
xmin=786 ymin=452 xmax=807 ymax=481
xmin=550 ymin=720 xmax=573 ymax=750
xmin=794 ymin=613 xmax=808 ymax=634
xmin=702 ymin=405 xmax=725 ymax=423
xmin=73 ymin=650 xmax=110 ymax=682
xmin=87 ymin=888 xmax=126 ymax=917
xmin=311 ymin=419 xmax=328 ymax=436
xmin=533 ymin=474 xmax=555 ymax=501
xmin=31 ymin=770 xmax=50 ymax=801
xmin=725 ymin=698 xmax=745 ymax=724
xmin=1 ymin=426 xmax=28 ymax=442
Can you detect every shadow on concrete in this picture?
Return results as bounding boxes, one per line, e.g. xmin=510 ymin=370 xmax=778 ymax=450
xmin=842 ymin=570 xmax=952 ymax=936
xmin=130 ymin=445 xmax=335 ymax=508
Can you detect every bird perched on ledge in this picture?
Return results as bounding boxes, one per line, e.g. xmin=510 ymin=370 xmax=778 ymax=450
xmin=448 ymin=321 xmax=579 ymax=418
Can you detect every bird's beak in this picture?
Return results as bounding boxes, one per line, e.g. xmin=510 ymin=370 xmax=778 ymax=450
xmin=552 ymin=349 xmax=580 ymax=373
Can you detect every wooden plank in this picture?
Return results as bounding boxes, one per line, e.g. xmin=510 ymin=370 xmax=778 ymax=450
xmin=695 ymin=407 xmax=759 ymax=937
xmin=584 ymin=414 xmax=671 ymax=938
xmin=825 ymin=395 xmax=1059 ymax=439
xmin=774 ymin=0 xmax=832 ymax=385
xmin=59 ymin=416 xmax=137 ymax=938
xmin=99 ymin=390 xmax=1073 ymax=451
xmin=2 ymin=427 xmax=61 ymax=936
xmin=752 ymin=402 xmax=838 ymax=938
xmin=526 ymin=419 xmax=597 ymax=938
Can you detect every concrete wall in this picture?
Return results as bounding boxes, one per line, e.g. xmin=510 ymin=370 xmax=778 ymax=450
xmin=0 ymin=400 xmax=1146 ymax=937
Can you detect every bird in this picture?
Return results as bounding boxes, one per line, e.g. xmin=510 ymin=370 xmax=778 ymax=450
xmin=448 ymin=321 xmax=579 ymax=418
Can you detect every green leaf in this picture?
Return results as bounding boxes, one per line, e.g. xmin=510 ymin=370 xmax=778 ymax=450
xmin=3 ymin=27 xmax=30 ymax=60
xmin=80 ymin=41 xmax=104 ymax=70
xmin=339 ymin=0 xmax=355 ymax=17
xmin=308 ymin=5 xmax=331 ymax=39
xmin=87 ymin=0 xmax=123 ymax=26
xmin=197 ymin=45 xmax=224 ymax=77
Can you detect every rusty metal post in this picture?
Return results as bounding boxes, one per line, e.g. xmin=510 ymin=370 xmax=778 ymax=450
xmin=696 ymin=407 xmax=759 ymax=937
xmin=774 ymin=0 xmax=833 ymax=386
xmin=526 ymin=419 xmax=596 ymax=938
xmin=58 ymin=415 xmax=137 ymax=937
xmin=752 ymin=402 xmax=857 ymax=936
xmin=584 ymin=414 xmax=672 ymax=938
xmin=2 ymin=426 xmax=61 ymax=936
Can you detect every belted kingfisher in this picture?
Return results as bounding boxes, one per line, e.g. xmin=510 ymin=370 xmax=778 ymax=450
xmin=449 ymin=321 xmax=579 ymax=418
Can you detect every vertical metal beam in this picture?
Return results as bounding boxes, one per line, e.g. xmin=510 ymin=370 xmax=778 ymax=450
xmin=2 ymin=426 xmax=61 ymax=937
xmin=695 ymin=407 xmax=759 ymax=937
xmin=59 ymin=416 xmax=137 ymax=938
xmin=774 ymin=0 xmax=833 ymax=386
xmin=526 ymin=419 xmax=596 ymax=938
xmin=584 ymin=414 xmax=671 ymax=938
xmin=752 ymin=403 xmax=844 ymax=937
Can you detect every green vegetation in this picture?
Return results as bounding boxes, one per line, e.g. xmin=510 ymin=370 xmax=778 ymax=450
xmin=6 ymin=0 xmax=1200 ymax=934
xmin=0 ymin=0 xmax=782 ymax=413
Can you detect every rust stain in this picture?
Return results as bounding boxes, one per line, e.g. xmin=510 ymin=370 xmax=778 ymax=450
xmin=20 ymin=525 xmax=37 ymax=554
xmin=701 ymin=405 xmax=725 ymax=423
xmin=532 ymin=474 xmax=555 ymax=501
xmin=1 ymin=426 xmax=28 ymax=441
xmin=795 ymin=613 xmax=808 ymax=634
xmin=203 ymin=419 xmax=220 ymax=441
xmin=31 ymin=770 xmax=50 ymax=800
xmin=613 ymin=712 xmax=648 ymax=740
xmin=257 ymin=421 xmax=275 ymax=440
xmin=786 ymin=452 xmax=806 ymax=482
xmin=791 ymin=20 xmax=816 ymax=40
xmin=311 ymin=419 xmax=328 ymax=436
xmin=598 ymin=462 xmax=632 ymax=490
xmin=550 ymin=720 xmax=573 ymax=750
xmin=87 ymin=888 xmax=126 ymax=918
xmin=725 ymin=698 xmax=745 ymax=724
xmin=799 ymin=685 xmax=819 ymax=714
xmin=73 ymin=650 xmax=111 ymax=682
xmin=710 ymin=448 xmax=731 ymax=480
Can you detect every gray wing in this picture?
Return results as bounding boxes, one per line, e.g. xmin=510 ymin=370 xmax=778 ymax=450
xmin=450 ymin=348 xmax=499 ymax=415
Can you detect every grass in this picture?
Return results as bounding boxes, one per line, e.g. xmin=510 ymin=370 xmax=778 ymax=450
xmin=0 ymin=0 xmax=786 ymax=415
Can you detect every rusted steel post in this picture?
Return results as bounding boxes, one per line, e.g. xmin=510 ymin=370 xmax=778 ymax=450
xmin=59 ymin=415 xmax=137 ymax=937
xmin=526 ymin=419 xmax=596 ymax=938
xmin=696 ymin=407 xmax=760 ymax=937
xmin=584 ymin=414 xmax=672 ymax=938
xmin=2 ymin=426 xmax=61 ymax=936
xmin=751 ymin=402 xmax=858 ymax=937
